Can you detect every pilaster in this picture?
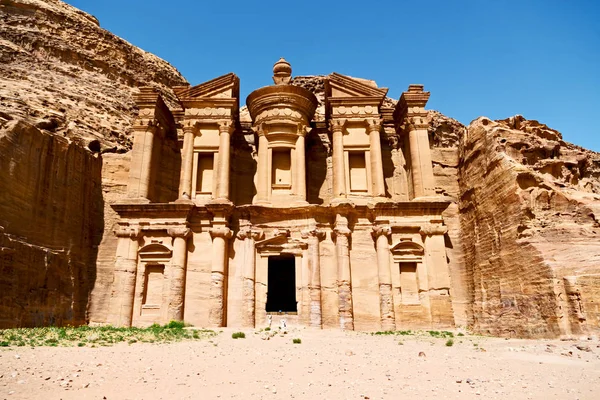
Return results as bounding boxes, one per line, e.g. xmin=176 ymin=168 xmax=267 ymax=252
xmin=395 ymin=84 xmax=435 ymax=199
xmin=236 ymin=222 xmax=264 ymax=328
xmin=111 ymin=226 xmax=142 ymax=327
xmin=167 ymin=227 xmax=191 ymax=322
xmin=333 ymin=214 xmax=354 ymax=330
xmin=301 ymin=226 xmax=326 ymax=328
xmin=209 ymin=225 xmax=233 ymax=327
xmin=330 ymin=119 xmax=347 ymax=199
xmin=372 ymin=223 xmax=396 ymax=331
xmin=367 ymin=118 xmax=385 ymax=197
xmin=216 ymin=121 xmax=234 ymax=201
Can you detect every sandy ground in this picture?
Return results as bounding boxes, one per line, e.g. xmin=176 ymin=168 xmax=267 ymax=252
xmin=1 ymin=327 xmax=599 ymax=400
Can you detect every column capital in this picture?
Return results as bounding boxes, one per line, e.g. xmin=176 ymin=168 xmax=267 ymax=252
xmin=251 ymin=124 xmax=266 ymax=137
xmin=301 ymin=228 xmax=325 ymax=241
xmin=366 ymin=118 xmax=382 ymax=133
xmin=419 ymin=224 xmax=448 ymax=236
xmin=114 ymin=226 xmax=142 ymax=239
xmin=236 ymin=226 xmax=264 ymax=241
xmin=218 ymin=120 xmax=235 ymax=134
xmin=371 ymin=224 xmax=392 ymax=239
xmin=210 ymin=226 xmax=233 ymax=239
xmin=297 ymin=123 xmax=312 ymax=137
xmin=167 ymin=227 xmax=192 ymax=239
xmin=329 ymin=118 xmax=347 ymax=133
xmin=333 ymin=226 xmax=352 ymax=237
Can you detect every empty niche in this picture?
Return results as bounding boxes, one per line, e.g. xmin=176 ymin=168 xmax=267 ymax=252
xmin=196 ymin=153 xmax=214 ymax=194
xmin=349 ymin=151 xmax=367 ymax=192
xmin=142 ymin=264 xmax=165 ymax=315
xmin=272 ymin=149 xmax=291 ymax=188
xmin=399 ymin=262 xmax=420 ymax=304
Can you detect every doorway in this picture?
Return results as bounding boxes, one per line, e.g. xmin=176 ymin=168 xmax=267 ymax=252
xmin=266 ymin=255 xmax=297 ymax=313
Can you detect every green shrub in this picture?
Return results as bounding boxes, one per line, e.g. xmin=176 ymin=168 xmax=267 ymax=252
xmin=232 ymin=332 xmax=246 ymax=339
xmin=292 ymin=338 xmax=301 ymax=344
xmin=457 ymin=332 xmax=464 ymax=337
xmin=265 ymin=327 xmax=271 ymax=331
xmin=165 ymin=321 xmax=186 ymax=329
xmin=446 ymin=339 xmax=454 ymax=347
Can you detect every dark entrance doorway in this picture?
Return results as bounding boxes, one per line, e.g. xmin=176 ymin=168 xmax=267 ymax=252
xmin=266 ymin=255 xmax=297 ymax=313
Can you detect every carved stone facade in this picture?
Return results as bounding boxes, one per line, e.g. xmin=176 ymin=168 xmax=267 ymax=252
xmin=105 ymin=59 xmax=454 ymax=330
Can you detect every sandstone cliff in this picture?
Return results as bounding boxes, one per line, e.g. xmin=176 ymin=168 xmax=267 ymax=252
xmin=0 ymin=0 xmax=187 ymax=151
xmin=0 ymin=0 xmax=186 ymax=327
xmin=459 ymin=115 xmax=600 ymax=337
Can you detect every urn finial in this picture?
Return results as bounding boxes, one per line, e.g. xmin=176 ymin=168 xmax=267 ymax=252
xmin=273 ymin=57 xmax=292 ymax=85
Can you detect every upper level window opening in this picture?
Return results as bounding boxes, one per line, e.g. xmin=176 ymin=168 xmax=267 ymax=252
xmin=272 ymin=149 xmax=292 ymax=189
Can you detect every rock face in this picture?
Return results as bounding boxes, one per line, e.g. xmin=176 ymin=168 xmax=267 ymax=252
xmin=459 ymin=116 xmax=600 ymax=337
xmin=0 ymin=120 xmax=102 ymax=328
xmin=0 ymin=0 xmax=186 ymax=327
xmin=0 ymin=0 xmax=187 ymax=151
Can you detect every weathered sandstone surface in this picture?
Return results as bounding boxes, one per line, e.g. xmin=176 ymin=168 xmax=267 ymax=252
xmin=0 ymin=0 xmax=186 ymax=327
xmin=0 ymin=0 xmax=186 ymax=151
xmin=0 ymin=120 xmax=102 ymax=328
xmin=459 ymin=116 xmax=600 ymax=337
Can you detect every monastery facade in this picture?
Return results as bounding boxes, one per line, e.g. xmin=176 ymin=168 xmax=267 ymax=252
xmin=106 ymin=59 xmax=454 ymax=330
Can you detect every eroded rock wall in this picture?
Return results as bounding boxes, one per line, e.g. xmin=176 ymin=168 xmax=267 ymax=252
xmin=0 ymin=0 xmax=187 ymax=151
xmin=0 ymin=120 xmax=103 ymax=327
xmin=0 ymin=0 xmax=188 ymax=328
xmin=458 ymin=116 xmax=600 ymax=337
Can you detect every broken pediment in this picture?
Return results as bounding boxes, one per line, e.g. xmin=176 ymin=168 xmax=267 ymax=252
xmin=176 ymin=73 xmax=239 ymax=100
xmin=325 ymin=73 xmax=388 ymax=100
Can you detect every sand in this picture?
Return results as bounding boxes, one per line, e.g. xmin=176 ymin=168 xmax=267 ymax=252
xmin=1 ymin=327 xmax=599 ymax=400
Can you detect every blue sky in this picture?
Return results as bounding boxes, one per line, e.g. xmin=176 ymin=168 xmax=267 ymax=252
xmin=69 ymin=0 xmax=600 ymax=150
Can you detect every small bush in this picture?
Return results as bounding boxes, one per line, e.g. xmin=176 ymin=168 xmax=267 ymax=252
xmin=232 ymin=332 xmax=246 ymax=339
xmin=165 ymin=321 xmax=186 ymax=329
xmin=264 ymin=327 xmax=271 ymax=331
xmin=398 ymin=341 xmax=404 ymax=345
xmin=457 ymin=333 xmax=464 ymax=337
xmin=292 ymin=338 xmax=301 ymax=344
xmin=445 ymin=339 xmax=454 ymax=347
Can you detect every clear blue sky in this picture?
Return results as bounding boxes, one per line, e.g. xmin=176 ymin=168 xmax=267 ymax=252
xmin=69 ymin=0 xmax=600 ymax=151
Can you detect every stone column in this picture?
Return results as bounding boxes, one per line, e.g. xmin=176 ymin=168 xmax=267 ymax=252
xmin=295 ymin=128 xmax=307 ymax=202
xmin=216 ymin=121 xmax=233 ymax=200
xmin=179 ymin=125 xmax=195 ymax=199
xmin=256 ymin=131 xmax=270 ymax=204
xmin=407 ymin=123 xmax=435 ymax=198
xmin=113 ymin=227 xmax=141 ymax=327
xmin=373 ymin=224 xmax=396 ymax=331
xmin=367 ymin=119 xmax=386 ymax=197
xmin=396 ymin=85 xmax=435 ymax=199
xmin=330 ymin=119 xmax=347 ymax=199
xmin=167 ymin=227 xmax=191 ymax=322
xmin=333 ymin=214 xmax=354 ymax=330
xmin=209 ymin=226 xmax=233 ymax=327
xmin=302 ymin=227 xmax=325 ymax=328
xmin=127 ymin=123 xmax=157 ymax=200
xmin=237 ymin=223 xmax=264 ymax=328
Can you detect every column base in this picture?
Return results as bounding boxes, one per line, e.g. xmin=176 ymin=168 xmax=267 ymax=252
xmin=209 ymin=198 xmax=234 ymax=206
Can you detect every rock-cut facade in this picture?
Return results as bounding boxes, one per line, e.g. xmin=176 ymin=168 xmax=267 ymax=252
xmin=105 ymin=59 xmax=455 ymax=330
